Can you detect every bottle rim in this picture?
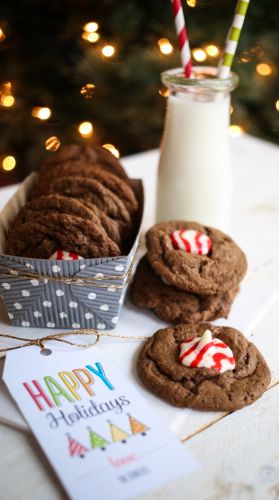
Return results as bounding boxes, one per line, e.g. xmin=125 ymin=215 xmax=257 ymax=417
xmin=162 ymin=66 xmax=239 ymax=93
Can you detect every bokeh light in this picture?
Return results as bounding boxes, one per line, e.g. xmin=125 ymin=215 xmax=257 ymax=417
xmin=256 ymin=63 xmax=272 ymax=76
xmin=228 ymin=125 xmax=244 ymax=137
xmin=1 ymin=95 xmax=15 ymax=107
xmin=82 ymin=31 xmax=99 ymax=43
xmin=83 ymin=22 xmax=99 ymax=33
xmin=102 ymin=144 xmax=120 ymax=158
xmin=32 ymin=107 xmax=51 ymax=120
xmin=159 ymin=87 xmax=170 ymax=97
xmin=78 ymin=121 xmax=93 ymax=138
xmin=45 ymin=136 xmax=60 ymax=151
xmin=158 ymin=38 xmax=173 ymax=55
xmin=192 ymin=48 xmax=207 ymax=62
xmin=186 ymin=0 xmax=196 ymax=7
xmin=101 ymin=45 xmax=115 ymax=57
xmin=205 ymin=45 xmax=220 ymax=57
xmin=2 ymin=156 xmax=16 ymax=171
xmin=0 ymin=28 xmax=6 ymax=42
xmin=275 ymin=100 xmax=279 ymax=111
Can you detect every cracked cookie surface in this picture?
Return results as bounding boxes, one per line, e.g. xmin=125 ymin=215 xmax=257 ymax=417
xmin=146 ymin=221 xmax=247 ymax=295
xmin=42 ymin=144 xmax=128 ymax=179
xmin=6 ymin=194 xmax=121 ymax=258
xmin=137 ymin=323 xmax=270 ymax=411
xmin=35 ymin=161 xmax=138 ymax=216
xmin=131 ymin=256 xmax=239 ymax=324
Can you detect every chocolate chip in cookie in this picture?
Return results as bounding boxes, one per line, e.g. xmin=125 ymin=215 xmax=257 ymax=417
xmin=137 ymin=323 xmax=271 ymax=411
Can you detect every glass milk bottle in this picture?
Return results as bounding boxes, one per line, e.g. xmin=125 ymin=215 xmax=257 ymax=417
xmin=156 ymin=66 xmax=239 ymax=230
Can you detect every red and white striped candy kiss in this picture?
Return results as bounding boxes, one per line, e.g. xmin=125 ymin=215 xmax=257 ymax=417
xmin=49 ymin=250 xmax=84 ymax=260
xmin=171 ymin=229 xmax=212 ymax=255
xmin=179 ymin=329 xmax=236 ymax=373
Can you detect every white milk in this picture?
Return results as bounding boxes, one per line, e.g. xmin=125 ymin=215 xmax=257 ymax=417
xmin=156 ymin=68 xmax=237 ymax=231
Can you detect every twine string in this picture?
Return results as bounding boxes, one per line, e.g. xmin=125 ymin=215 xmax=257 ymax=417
xmin=0 ymin=262 xmax=134 ymax=289
xmin=0 ymin=329 xmax=147 ymax=354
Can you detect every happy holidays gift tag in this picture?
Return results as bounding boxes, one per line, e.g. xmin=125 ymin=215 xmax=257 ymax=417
xmin=3 ymin=345 xmax=197 ymax=500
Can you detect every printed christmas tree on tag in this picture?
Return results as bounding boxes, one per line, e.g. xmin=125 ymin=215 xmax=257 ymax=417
xmin=108 ymin=420 xmax=130 ymax=443
xmin=128 ymin=414 xmax=149 ymax=435
xmin=67 ymin=433 xmax=88 ymax=459
xmin=88 ymin=427 xmax=109 ymax=451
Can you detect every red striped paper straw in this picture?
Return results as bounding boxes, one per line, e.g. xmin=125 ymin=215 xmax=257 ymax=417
xmin=171 ymin=0 xmax=192 ymax=77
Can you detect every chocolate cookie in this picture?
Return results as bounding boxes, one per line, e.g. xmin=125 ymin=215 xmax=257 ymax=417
xmin=81 ymin=200 xmax=122 ymax=248
xmin=146 ymin=221 xmax=247 ymax=295
xmin=137 ymin=323 xmax=271 ymax=411
xmin=131 ymin=256 xmax=239 ymax=324
xmin=6 ymin=194 xmax=121 ymax=259
xmin=12 ymin=194 xmax=122 ymax=248
xmin=47 ymin=176 xmax=132 ymax=232
xmin=35 ymin=161 xmax=138 ymax=215
xmin=42 ymin=144 xmax=128 ymax=179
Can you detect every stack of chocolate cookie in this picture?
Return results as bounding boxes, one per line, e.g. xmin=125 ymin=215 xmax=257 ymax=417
xmin=131 ymin=221 xmax=248 ymax=324
xmin=6 ymin=144 xmax=140 ymax=259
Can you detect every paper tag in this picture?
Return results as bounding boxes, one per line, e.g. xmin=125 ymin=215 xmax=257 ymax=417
xmin=3 ymin=345 xmax=197 ymax=500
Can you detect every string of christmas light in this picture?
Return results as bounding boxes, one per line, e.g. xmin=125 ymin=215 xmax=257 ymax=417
xmin=0 ymin=10 xmax=278 ymax=177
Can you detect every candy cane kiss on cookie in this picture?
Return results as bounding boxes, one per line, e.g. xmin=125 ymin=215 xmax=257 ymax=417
xmin=171 ymin=229 xmax=212 ymax=255
xmin=179 ymin=329 xmax=236 ymax=373
xmin=49 ymin=250 xmax=84 ymax=260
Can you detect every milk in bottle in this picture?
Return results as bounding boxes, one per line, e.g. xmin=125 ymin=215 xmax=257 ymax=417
xmin=156 ymin=66 xmax=239 ymax=230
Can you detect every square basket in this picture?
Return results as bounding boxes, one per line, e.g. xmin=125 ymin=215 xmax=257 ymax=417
xmin=0 ymin=173 xmax=143 ymax=330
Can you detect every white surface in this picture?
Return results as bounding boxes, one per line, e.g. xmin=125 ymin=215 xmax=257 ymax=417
xmin=0 ymin=134 xmax=279 ymax=499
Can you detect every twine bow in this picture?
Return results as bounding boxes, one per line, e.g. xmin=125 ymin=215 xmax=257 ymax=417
xmin=0 ymin=329 xmax=147 ymax=354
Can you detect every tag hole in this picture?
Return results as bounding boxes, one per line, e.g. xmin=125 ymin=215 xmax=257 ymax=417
xmin=40 ymin=348 xmax=52 ymax=356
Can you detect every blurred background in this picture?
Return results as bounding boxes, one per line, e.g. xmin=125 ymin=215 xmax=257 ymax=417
xmin=0 ymin=0 xmax=278 ymax=186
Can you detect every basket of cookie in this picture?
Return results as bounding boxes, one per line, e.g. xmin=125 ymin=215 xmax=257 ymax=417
xmin=0 ymin=144 xmax=143 ymax=330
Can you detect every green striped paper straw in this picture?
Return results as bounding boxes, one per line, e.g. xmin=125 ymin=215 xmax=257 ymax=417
xmin=218 ymin=0 xmax=250 ymax=79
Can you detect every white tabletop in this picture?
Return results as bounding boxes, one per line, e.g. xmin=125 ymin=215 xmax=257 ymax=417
xmin=1 ymin=135 xmax=279 ymax=500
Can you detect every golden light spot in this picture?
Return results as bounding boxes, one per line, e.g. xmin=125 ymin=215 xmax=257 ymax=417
xmin=158 ymin=38 xmax=173 ymax=55
xmin=102 ymin=144 xmax=120 ymax=158
xmin=275 ymin=100 xmax=279 ymax=111
xmin=80 ymin=83 xmax=95 ymax=99
xmin=228 ymin=125 xmax=244 ymax=137
xmin=230 ymin=105 xmax=234 ymax=114
xmin=0 ymin=28 xmax=6 ymax=42
xmin=78 ymin=121 xmax=93 ymax=138
xmin=2 ymin=156 xmax=16 ymax=171
xmin=101 ymin=45 xmax=115 ymax=57
xmin=205 ymin=45 xmax=220 ymax=58
xmin=159 ymin=87 xmax=170 ymax=97
xmin=32 ymin=107 xmax=51 ymax=120
xmin=192 ymin=48 xmax=207 ymax=62
xmin=82 ymin=31 xmax=99 ymax=43
xmin=83 ymin=22 xmax=99 ymax=33
xmin=256 ymin=63 xmax=272 ymax=76
xmin=186 ymin=0 xmax=196 ymax=7
xmin=45 ymin=136 xmax=60 ymax=151
xmin=1 ymin=95 xmax=15 ymax=107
